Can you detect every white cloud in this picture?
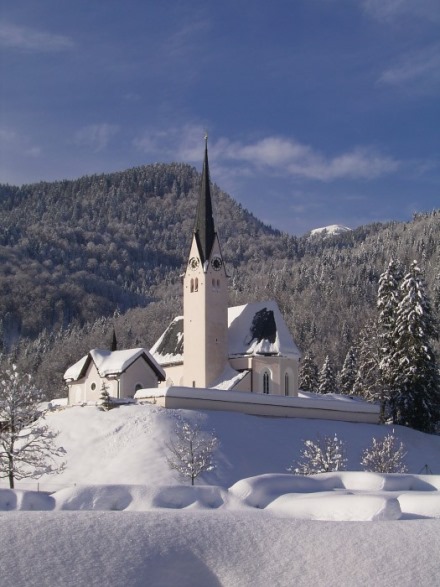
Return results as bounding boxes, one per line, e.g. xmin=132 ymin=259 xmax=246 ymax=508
xmin=0 ymin=22 xmax=73 ymax=52
xmin=73 ymin=124 xmax=119 ymax=152
xmin=0 ymin=128 xmax=41 ymax=158
xmin=362 ymin=0 xmax=440 ymax=22
xmin=213 ymin=137 xmax=400 ymax=181
xmin=379 ymin=44 xmax=440 ymax=89
xmin=134 ymin=127 xmax=401 ymax=182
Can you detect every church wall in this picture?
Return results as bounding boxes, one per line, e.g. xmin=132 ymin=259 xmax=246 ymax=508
xmin=158 ymin=363 xmax=184 ymax=388
xmin=251 ymin=356 xmax=299 ymax=396
xmin=145 ymin=392 xmax=379 ymax=423
xmin=183 ymin=236 xmax=228 ymax=388
xmin=68 ymin=362 xmax=119 ymax=405
xmin=119 ymin=356 xmax=159 ymax=398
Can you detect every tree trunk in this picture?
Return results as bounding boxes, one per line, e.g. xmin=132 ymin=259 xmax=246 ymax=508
xmin=8 ymin=454 xmax=14 ymax=489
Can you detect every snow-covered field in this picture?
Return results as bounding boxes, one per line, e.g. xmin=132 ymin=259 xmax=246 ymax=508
xmin=1 ymin=404 xmax=439 ymax=586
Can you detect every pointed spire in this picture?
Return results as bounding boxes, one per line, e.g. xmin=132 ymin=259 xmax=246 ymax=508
xmin=194 ymin=135 xmax=216 ymax=263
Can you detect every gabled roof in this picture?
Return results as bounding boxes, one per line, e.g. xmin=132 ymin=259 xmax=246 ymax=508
xmin=64 ymin=348 xmax=165 ymax=382
xmin=194 ymin=138 xmax=216 ymax=263
xmin=150 ymin=317 xmax=184 ymax=365
xmin=151 ymin=300 xmax=301 ymax=365
xmin=228 ymin=300 xmax=301 ymax=358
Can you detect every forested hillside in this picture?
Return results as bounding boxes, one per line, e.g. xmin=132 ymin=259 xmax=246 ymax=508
xmin=0 ymin=163 xmax=438 ymax=398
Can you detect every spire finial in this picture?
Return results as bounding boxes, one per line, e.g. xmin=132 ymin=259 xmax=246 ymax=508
xmin=204 ymin=131 xmax=208 ymax=148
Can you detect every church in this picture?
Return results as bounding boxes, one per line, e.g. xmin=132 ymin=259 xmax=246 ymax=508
xmin=150 ymin=138 xmax=302 ymax=396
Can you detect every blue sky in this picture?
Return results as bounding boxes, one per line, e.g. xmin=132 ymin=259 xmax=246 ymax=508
xmin=1 ymin=0 xmax=439 ymax=235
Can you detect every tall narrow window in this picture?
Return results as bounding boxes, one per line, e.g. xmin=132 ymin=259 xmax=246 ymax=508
xmin=190 ymin=278 xmax=194 ymax=293
xmin=284 ymin=373 xmax=289 ymax=396
xmin=263 ymin=372 xmax=270 ymax=394
xmin=194 ymin=278 xmax=199 ymax=292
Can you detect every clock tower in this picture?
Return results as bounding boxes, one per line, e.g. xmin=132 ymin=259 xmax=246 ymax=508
xmin=183 ymin=137 xmax=228 ymax=388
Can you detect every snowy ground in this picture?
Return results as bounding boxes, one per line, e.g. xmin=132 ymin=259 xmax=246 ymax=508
xmin=1 ymin=404 xmax=439 ymax=586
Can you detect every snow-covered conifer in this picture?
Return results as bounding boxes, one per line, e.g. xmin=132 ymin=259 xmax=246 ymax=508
xmin=318 ymin=355 xmax=336 ymax=394
xmin=289 ymin=434 xmax=347 ymax=475
xmin=299 ymin=350 xmax=319 ymax=391
xmin=0 ymin=364 xmax=65 ymax=488
xmin=99 ymin=382 xmax=113 ymax=411
xmin=361 ymin=432 xmax=407 ymax=473
xmin=352 ymin=320 xmax=381 ymax=401
xmin=339 ymin=348 xmax=357 ymax=395
xmin=377 ymin=259 xmax=403 ymax=420
xmin=166 ymin=420 xmax=218 ymax=485
xmin=391 ymin=261 xmax=440 ymax=432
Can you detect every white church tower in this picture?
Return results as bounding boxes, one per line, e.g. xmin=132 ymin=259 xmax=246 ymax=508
xmin=183 ymin=137 xmax=228 ymax=388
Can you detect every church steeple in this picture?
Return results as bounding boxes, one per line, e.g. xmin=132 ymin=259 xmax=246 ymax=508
xmin=182 ymin=136 xmax=228 ymax=389
xmin=194 ymin=135 xmax=216 ymax=264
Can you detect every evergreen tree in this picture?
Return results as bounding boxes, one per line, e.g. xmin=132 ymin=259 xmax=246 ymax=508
xmin=353 ymin=319 xmax=382 ymax=402
xmin=377 ymin=259 xmax=403 ymax=421
xmin=391 ymin=261 xmax=440 ymax=432
xmin=339 ymin=348 xmax=357 ymax=395
xmin=99 ymin=382 xmax=113 ymax=411
xmin=318 ymin=355 xmax=336 ymax=394
xmin=288 ymin=435 xmax=347 ymax=475
xmin=299 ymin=350 xmax=319 ymax=391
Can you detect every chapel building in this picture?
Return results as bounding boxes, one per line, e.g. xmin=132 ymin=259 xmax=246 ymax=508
xmin=151 ymin=138 xmax=301 ymax=395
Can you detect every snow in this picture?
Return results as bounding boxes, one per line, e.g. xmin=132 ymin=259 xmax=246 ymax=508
xmin=1 ymin=404 xmax=440 ymax=586
xmin=228 ymin=300 xmax=301 ymax=358
xmin=310 ymin=224 xmax=352 ymax=236
xmin=64 ymin=348 xmax=165 ymax=381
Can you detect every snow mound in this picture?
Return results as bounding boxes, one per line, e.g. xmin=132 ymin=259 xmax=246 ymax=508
xmin=0 ymin=489 xmax=55 ymax=511
xmin=229 ymin=473 xmax=341 ymax=507
xmin=53 ymin=484 xmax=234 ymax=511
xmin=267 ymin=493 xmax=402 ymax=521
xmin=398 ymin=493 xmax=440 ymax=518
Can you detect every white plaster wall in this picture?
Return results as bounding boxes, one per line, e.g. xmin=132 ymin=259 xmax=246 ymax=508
xmin=158 ymin=363 xmax=184 ymax=388
xmin=183 ymin=236 xmax=228 ymax=388
xmin=68 ymin=362 xmax=118 ymax=404
xmin=156 ymin=394 xmax=379 ymax=424
xmin=119 ymin=356 xmax=159 ymax=398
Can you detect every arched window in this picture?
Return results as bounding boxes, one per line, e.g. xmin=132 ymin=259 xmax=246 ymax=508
xmin=190 ymin=278 xmax=194 ymax=293
xmin=263 ymin=371 xmax=270 ymax=394
xmin=284 ymin=372 xmax=290 ymax=396
xmin=194 ymin=278 xmax=199 ymax=292
xmin=135 ymin=383 xmax=143 ymax=392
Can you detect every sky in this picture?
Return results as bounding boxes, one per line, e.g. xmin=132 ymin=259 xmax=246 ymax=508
xmin=1 ymin=0 xmax=439 ymax=235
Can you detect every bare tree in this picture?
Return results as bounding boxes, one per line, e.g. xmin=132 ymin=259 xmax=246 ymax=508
xmin=361 ymin=432 xmax=407 ymax=473
xmin=166 ymin=420 xmax=218 ymax=485
xmin=0 ymin=364 xmax=65 ymax=488
xmin=288 ymin=434 xmax=347 ymax=475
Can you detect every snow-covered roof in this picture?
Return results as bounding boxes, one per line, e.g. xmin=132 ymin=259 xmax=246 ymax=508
xmin=64 ymin=348 xmax=165 ymax=382
xmin=151 ymin=300 xmax=301 ymax=364
xmin=228 ymin=300 xmax=301 ymax=358
xmin=150 ymin=317 xmax=184 ymax=365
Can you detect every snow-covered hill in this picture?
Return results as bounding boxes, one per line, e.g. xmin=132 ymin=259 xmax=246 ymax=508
xmin=6 ymin=403 xmax=438 ymax=491
xmin=1 ymin=404 xmax=439 ymax=587
xmin=310 ymin=224 xmax=352 ymax=237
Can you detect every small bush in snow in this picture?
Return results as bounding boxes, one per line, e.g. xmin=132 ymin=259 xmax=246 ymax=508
xmin=99 ymin=382 xmax=113 ymax=411
xmin=288 ymin=434 xmax=347 ymax=475
xmin=166 ymin=420 xmax=218 ymax=485
xmin=361 ymin=432 xmax=408 ymax=473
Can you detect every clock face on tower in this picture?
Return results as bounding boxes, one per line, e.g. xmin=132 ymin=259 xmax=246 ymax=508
xmin=211 ymin=256 xmax=223 ymax=271
xmin=189 ymin=257 xmax=199 ymax=270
